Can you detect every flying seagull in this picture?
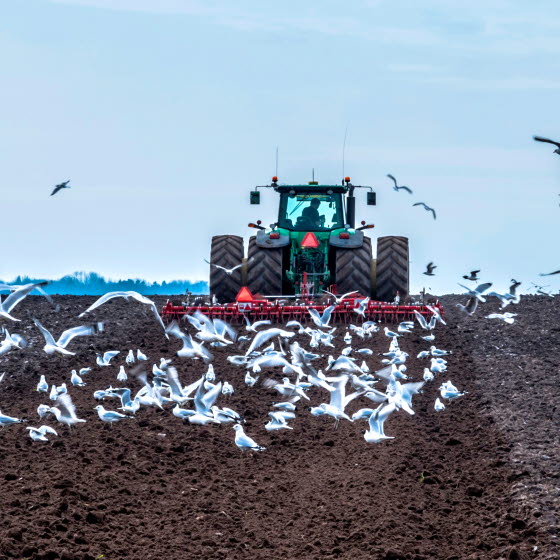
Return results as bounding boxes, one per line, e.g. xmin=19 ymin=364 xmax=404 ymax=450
xmin=0 ymin=281 xmax=48 ymax=321
xmin=413 ymin=202 xmax=436 ymax=220
xmin=51 ymin=180 xmax=71 ymax=196
xmin=204 ymin=257 xmax=254 ymax=275
xmin=533 ymin=136 xmax=560 ymax=155
xmin=539 ymin=269 xmax=560 ymax=276
xmin=79 ymin=291 xmax=167 ymax=337
xmin=387 ymin=174 xmax=413 ymax=194
xmin=462 ymin=269 xmax=480 ymax=281
xmin=423 ymin=262 xmax=437 ymax=276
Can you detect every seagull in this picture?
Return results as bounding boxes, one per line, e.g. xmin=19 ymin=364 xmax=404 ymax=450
xmin=462 ymin=270 xmax=480 ymax=282
xmin=37 ymin=404 xmax=51 ymax=419
xmin=244 ymin=327 xmax=295 ymax=355
xmin=413 ymin=202 xmax=436 ymax=220
xmin=434 ymin=398 xmax=446 ymax=412
xmin=439 ymin=380 xmax=467 ymax=400
xmin=413 ymin=310 xmax=437 ymax=331
xmin=166 ymin=322 xmax=213 ymax=363
xmin=265 ymin=411 xmax=296 ymax=431
xmin=233 ymin=424 xmax=266 ymax=451
xmin=36 ymin=375 xmax=49 ymax=392
xmin=308 ymin=305 xmax=335 ymax=328
xmin=486 ymin=312 xmax=517 ymax=325
xmin=423 ymin=369 xmax=434 ymax=382
xmin=353 ymin=297 xmax=370 ymax=317
xmin=126 ymin=350 xmax=135 ymax=364
xmin=94 ymin=405 xmax=131 ymax=425
xmin=96 ymin=351 xmax=120 ymax=366
xmin=0 ymin=329 xmax=26 ymax=355
xmin=364 ymin=402 xmax=397 ymax=443
xmin=79 ymin=291 xmax=167 ymax=337
xmin=533 ymin=135 xmax=560 ymax=155
xmin=243 ymin=316 xmax=271 ymax=333
xmin=456 ymin=297 xmax=478 ymax=316
xmin=33 ymin=318 xmax=98 ymax=356
xmin=70 ymin=370 xmax=86 ymax=387
xmin=136 ymin=349 xmax=148 ymax=361
xmin=458 ymin=282 xmax=492 ymax=303
xmin=0 ymin=281 xmax=48 ymax=321
xmin=384 ymin=327 xmax=400 ymax=338
xmin=322 ymin=289 xmax=358 ymax=304
xmin=117 ymin=366 xmax=128 ymax=382
xmin=49 ymin=393 xmax=86 ymax=427
xmin=244 ymin=371 xmax=259 ymax=387
xmin=204 ymin=257 xmax=254 ymax=275
xmin=222 ymin=382 xmax=234 ymax=396
xmin=27 ymin=425 xmax=58 ymax=441
xmin=387 ymin=174 xmax=413 ymax=194
xmin=539 ymin=269 xmax=560 ymax=276
xmin=423 ymin=262 xmax=437 ymax=276
xmin=0 ymin=410 xmax=25 ymax=427
xmin=430 ymin=345 xmax=451 ymax=356
xmin=51 ymin=180 xmax=71 ymax=196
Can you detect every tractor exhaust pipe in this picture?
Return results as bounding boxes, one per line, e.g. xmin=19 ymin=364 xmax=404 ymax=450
xmin=346 ymin=182 xmax=355 ymax=228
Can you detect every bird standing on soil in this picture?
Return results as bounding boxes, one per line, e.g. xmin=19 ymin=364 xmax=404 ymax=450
xmin=94 ymin=405 xmax=131 ymax=425
xmin=533 ymin=135 xmax=560 ymax=155
xmin=50 ymin=180 xmax=71 ymax=196
xmin=423 ymin=262 xmax=437 ymax=276
xmin=387 ymin=174 xmax=413 ymax=194
xmin=233 ymin=424 xmax=266 ymax=451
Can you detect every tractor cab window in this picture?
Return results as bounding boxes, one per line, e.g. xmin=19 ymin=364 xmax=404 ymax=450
xmin=278 ymin=192 xmax=345 ymax=231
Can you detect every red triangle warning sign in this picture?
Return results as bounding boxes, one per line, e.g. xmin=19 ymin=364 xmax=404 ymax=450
xmin=235 ymin=287 xmax=254 ymax=302
xmin=301 ymin=232 xmax=320 ymax=249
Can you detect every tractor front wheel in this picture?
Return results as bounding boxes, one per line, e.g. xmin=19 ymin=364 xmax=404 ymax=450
xmin=375 ymin=236 xmax=409 ymax=301
xmin=209 ymin=235 xmax=244 ymax=303
xmin=334 ymin=236 xmax=373 ymax=297
xmin=246 ymin=236 xmax=284 ymax=296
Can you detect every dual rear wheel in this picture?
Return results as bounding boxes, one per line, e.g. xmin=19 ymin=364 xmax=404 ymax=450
xmin=208 ymin=234 xmax=409 ymax=302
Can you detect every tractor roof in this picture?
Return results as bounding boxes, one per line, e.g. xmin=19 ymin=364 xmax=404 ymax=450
xmin=272 ymin=184 xmax=349 ymax=194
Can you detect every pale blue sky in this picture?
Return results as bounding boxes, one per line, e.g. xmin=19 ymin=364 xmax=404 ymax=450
xmin=1 ymin=0 xmax=559 ymax=294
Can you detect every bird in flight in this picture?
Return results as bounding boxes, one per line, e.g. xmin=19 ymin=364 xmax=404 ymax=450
xmin=413 ymin=202 xmax=436 ymax=220
xmin=51 ymin=180 xmax=71 ymax=197
xmin=533 ymin=136 xmax=560 ymax=155
xmin=387 ymin=174 xmax=413 ymax=194
xmin=204 ymin=257 xmax=254 ymax=275
xmin=539 ymin=269 xmax=560 ymax=276
xmin=462 ymin=269 xmax=480 ymax=281
xmin=423 ymin=262 xmax=437 ymax=276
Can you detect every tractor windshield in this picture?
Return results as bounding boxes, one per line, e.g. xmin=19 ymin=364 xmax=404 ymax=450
xmin=278 ymin=192 xmax=345 ymax=231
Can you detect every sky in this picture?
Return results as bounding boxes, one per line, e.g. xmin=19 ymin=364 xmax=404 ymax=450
xmin=1 ymin=0 xmax=559 ymax=295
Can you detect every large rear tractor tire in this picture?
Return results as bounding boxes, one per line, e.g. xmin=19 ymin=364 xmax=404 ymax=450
xmin=209 ymin=235 xmax=244 ymax=303
xmin=334 ymin=236 xmax=373 ymax=297
xmin=375 ymin=236 xmax=409 ymax=301
xmin=246 ymin=236 xmax=284 ymax=296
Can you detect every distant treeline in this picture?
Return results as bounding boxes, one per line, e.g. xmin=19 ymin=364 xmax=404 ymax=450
xmin=1 ymin=271 xmax=208 ymax=296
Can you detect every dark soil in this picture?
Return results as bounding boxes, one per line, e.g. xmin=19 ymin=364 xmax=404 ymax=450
xmin=0 ymin=295 xmax=557 ymax=560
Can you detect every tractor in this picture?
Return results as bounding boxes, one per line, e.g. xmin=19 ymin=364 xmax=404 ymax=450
xmin=208 ymin=177 xmax=409 ymax=303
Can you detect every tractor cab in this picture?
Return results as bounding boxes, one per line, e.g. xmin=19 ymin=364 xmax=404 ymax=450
xmin=277 ymin=188 xmax=346 ymax=232
xmin=274 ymin=183 xmax=350 ymax=233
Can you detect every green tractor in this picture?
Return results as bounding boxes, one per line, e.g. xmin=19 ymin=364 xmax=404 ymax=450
xmin=208 ymin=177 xmax=409 ymax=302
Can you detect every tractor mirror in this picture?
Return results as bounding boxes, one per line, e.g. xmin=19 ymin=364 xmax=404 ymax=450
xmin=250 ymin=191 xmax=260 ymax=205
xmin=367 ymin=191 xmax=376 ymax=205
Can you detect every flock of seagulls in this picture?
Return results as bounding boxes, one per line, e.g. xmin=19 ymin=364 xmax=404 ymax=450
xmin=0 ymin=283 xmax=468 ymax=450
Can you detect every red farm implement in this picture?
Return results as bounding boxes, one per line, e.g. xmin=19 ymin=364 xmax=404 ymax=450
xmin=160 ymin=288 xmax=443 ymax=325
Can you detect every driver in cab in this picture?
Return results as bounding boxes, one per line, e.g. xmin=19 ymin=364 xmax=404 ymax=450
xmin=301 ymin=198 xmax=325 ymax=228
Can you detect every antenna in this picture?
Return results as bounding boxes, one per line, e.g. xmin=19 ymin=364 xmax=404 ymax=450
xmin=275 ymin=146 xmax=279 ymax=178
xmin=342 ymin=125 xmax=348 ymax=185
xmin=312 ymin=168 xmax=315 ymax=182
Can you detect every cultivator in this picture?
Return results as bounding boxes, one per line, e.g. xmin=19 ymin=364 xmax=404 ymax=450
xmin=161 ymin=288 xmax=443 ymax=325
